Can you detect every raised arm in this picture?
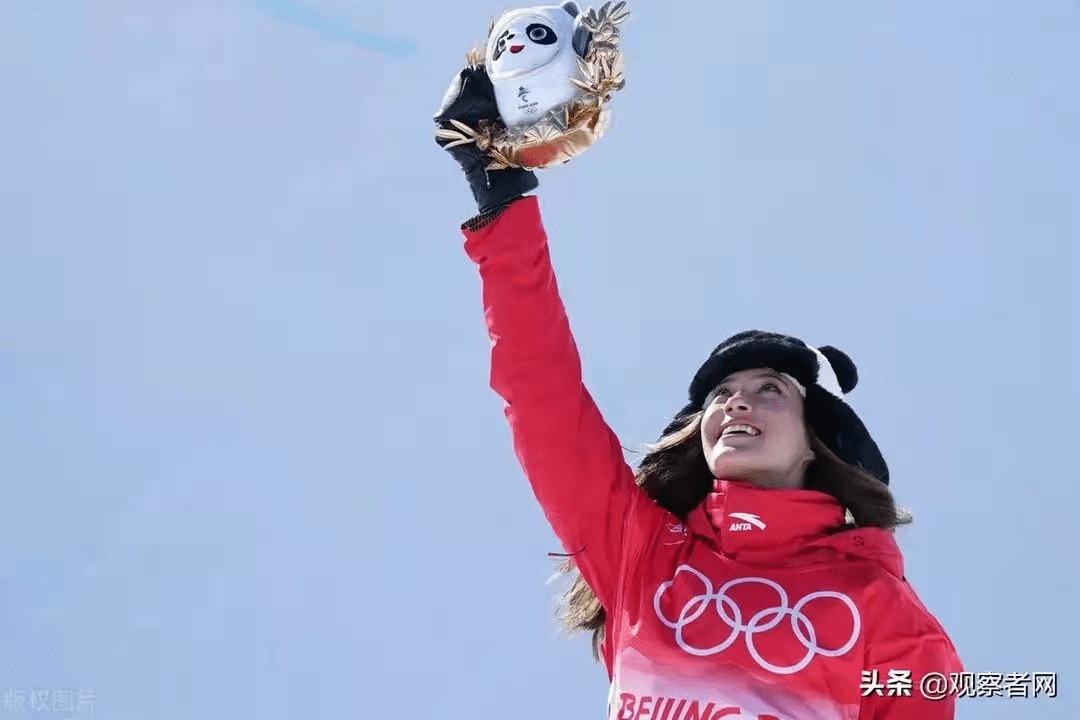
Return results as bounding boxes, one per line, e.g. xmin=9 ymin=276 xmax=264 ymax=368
xmin=435 ymin=62 xmax=666 ymax=609
xmin=460 ymin=195 xmax=666 ymax=609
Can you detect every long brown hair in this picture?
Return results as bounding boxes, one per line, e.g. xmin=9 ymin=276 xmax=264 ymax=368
xmin=552 ymin=410 xmax=912 ymax=662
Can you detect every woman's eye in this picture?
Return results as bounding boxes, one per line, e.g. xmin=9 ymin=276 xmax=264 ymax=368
xmin=761 ymin=382 xmax=780 ymax=393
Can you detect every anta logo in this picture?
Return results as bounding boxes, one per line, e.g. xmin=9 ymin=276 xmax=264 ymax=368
xmin=727 ymin=512 xmax=766 ymax=531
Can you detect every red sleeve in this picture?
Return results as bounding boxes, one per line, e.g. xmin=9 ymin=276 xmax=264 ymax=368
xmin=859 ymin=582 xmax=964 ymax=719
xmin=462 ymin=196 xmax=667 ymax=611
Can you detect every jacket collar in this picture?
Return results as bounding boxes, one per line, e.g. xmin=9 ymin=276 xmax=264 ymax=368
xmin=685 ymin=479 xmax=847 ymax=560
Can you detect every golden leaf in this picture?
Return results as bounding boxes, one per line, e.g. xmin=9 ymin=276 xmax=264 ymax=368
xmin=449 ymin=118 xmax=478 ymax=136
xmin=523 ymin=122 xmax=562 ymax=144
xmin=435 ymin=127 xmax=462 ymax=142
xmin=483 ymin=143 xmax=516 ymax=170
xmin=435 ymin=123 xmax=479 ymax=149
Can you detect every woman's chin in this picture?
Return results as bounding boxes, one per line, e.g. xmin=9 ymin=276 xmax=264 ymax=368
xmin=708 ymin=457 xmax=791 ymax=488
xmin=708 ymin=451 xmax=759 ymax=479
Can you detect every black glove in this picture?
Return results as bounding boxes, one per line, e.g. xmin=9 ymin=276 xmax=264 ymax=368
xmin=434 ymin=65 xmax=539 ymax=214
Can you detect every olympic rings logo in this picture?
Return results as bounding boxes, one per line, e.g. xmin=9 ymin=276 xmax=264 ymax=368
xmin=653 ymin=565 xmax=861 ymax=675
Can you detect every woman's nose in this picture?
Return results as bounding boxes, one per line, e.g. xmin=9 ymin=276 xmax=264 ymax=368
xmin=724 ymin=393 xmax=751 ymax=412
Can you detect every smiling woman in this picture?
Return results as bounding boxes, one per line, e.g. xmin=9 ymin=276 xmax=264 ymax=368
xmin=701 ymin=368 xmax=816 ymax=489
xmin=434 ymin=8 xmax=962 ymax=719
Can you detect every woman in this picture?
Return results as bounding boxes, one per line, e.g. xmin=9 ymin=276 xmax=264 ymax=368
xmin=435 ymin=64 xmax=963 ymax=720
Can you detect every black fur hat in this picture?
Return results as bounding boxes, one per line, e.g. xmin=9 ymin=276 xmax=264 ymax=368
xmin=663 ymin=330 xmax=889 ymax=485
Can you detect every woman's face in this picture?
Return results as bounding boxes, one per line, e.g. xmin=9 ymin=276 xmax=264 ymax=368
xmin=700 ymin=368 xmax=815 ymax=488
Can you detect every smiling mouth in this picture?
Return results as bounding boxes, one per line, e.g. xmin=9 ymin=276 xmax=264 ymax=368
xmin=720 ymin=424 xmax=762 ymax=440
xmin=510 ymin=44 xmax=525 ymax=53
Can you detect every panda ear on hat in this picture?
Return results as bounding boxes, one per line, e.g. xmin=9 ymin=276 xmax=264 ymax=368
xmin=817 ymin=345 xmax=858 ymax=394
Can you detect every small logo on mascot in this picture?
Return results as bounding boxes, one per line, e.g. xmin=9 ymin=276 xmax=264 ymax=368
xmin=515 ymin=84 xmax=539 ymax=114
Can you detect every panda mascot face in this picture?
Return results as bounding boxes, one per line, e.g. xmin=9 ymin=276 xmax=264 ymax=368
xmin=485 ymin=1 xmax=589 ymax=127
xmin=488 ymin=15 xmax=565 ymax=77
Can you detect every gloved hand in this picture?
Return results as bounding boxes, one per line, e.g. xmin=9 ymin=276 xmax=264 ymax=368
xmin=434 ymin=65 xmax=539 ymax=214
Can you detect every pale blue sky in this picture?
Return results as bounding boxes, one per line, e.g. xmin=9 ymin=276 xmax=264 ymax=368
xmin=1 ymin=1 xmax=1077 ymax=718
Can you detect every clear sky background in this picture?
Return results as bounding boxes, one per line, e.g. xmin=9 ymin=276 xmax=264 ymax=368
xmin=2 ymin=1 xmax=1077 ymax=718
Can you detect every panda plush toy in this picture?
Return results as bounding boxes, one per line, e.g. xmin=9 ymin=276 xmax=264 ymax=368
xmin=485 ymin=1 xmax=591 ymax=128
xmin=437 ymin=1 xmax=628 ymax=169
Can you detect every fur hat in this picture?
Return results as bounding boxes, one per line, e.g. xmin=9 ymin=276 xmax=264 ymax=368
xmin=663 ymin=330 xmax=889 ymax=485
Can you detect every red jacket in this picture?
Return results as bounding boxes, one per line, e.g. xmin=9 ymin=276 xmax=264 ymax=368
xmin=462 ymin=196 xmax=963 ymax=720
